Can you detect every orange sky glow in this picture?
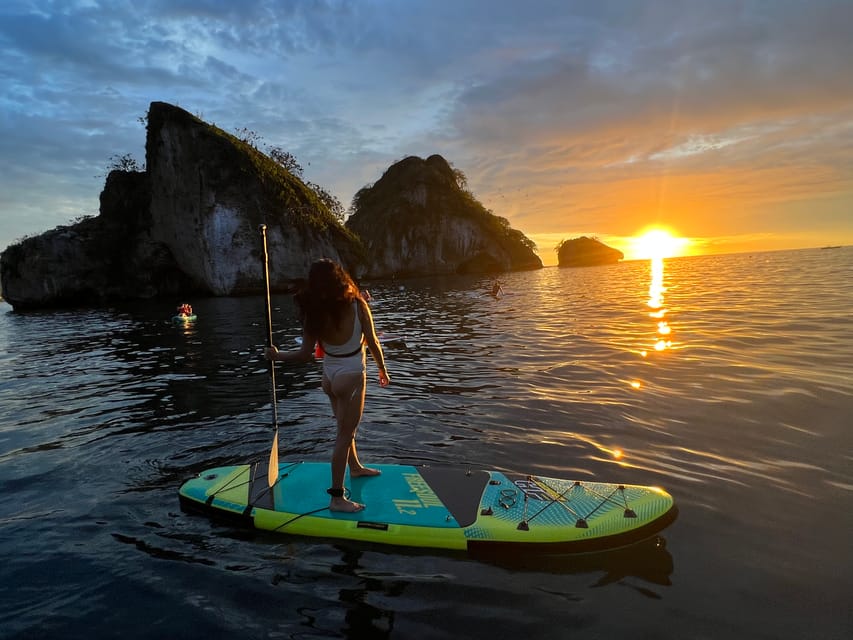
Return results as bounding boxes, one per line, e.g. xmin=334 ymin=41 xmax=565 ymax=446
xmin=500 ymin=164 xmax=852 ymax=265
xmin=0 ymin=2 xmax=851 ymax=265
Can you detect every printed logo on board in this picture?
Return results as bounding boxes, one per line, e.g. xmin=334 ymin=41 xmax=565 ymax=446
xmin=393 ymin=473 xmax=444 ymax=515
xmin=513 ymin=478 xmax=555 ymax=502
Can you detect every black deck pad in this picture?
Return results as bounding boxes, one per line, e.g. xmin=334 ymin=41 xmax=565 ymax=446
xmin=418 ymin=466 xmax=490 ymax=528
xmin=248 ymin=463 xmax=276 ymax=510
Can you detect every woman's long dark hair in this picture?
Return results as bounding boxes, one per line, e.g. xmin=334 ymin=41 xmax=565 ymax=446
xmin=296 ymin=259 xmax=360 ymax=337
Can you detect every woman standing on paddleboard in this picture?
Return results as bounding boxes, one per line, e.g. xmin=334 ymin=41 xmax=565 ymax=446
xmin=265 ymin=259 xmax=390 ymax=512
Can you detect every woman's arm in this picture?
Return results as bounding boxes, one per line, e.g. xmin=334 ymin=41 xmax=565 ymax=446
xmin=265 ymin=329 xmax=318 ymax=364
xmin=358 ymin=298 xmax=390 ymax=387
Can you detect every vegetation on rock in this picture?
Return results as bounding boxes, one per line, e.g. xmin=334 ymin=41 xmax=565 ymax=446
xmin=346 ymin=154 xmax=541 ymax=277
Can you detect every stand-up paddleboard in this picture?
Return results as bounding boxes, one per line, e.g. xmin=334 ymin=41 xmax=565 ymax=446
xmin=295 ymin=332 xmax=406 ymax=351
xmin=376 ymin=331 xmax=406 ymax=346
xmin=179 ymin=460 xmax=677 ymax=555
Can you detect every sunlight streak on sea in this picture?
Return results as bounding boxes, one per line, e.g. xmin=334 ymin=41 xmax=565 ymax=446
xmin=0 ymin=246 xmax=851 ymax=639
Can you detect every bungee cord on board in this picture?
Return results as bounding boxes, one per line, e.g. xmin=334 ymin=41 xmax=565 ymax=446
xmin=480 ymin=476 xmax=643 ymax=532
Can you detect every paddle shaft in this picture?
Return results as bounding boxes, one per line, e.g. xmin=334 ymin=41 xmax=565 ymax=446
xmin=261 ymin=224 xmax=272 ymax=348
xmin=260 ymin=225 xmax=281 ymax=487
xmin=259 ymin=224 xmax=279 ymax=427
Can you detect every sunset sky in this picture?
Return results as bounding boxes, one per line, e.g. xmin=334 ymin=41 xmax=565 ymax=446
xmin=1 ymin=1 xmax=851 ymax=265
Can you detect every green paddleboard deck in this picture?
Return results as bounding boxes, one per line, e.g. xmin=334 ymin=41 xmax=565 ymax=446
xmin=179 ymin=461 xmax=677 ymax=554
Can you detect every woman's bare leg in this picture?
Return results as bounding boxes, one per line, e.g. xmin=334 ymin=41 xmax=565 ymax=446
xmin=325 ymin=372 xmax=369 ymax=512
xmin=322 ymin=376 xmax=339 ymax=419
xmin=336 ymin=375 xmax=379 ymax=477
xmin=348 ymin=437 xmax=381 ymax=477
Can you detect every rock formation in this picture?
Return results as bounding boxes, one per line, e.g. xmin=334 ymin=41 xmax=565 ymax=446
xmin=345 ymin=155 xmax=542 ymax=278
xmin=0 ymin=171 xmax=197 ymax=308
xmin=556 ymin=236 xmax=624 ymax=267
xmin=0 ymin=102 xmax=361 ymax=309
xmin=1 ymin=105 xmax=546 ymax=310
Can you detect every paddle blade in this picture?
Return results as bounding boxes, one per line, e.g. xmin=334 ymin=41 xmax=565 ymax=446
xmin=268 ymin=430 xmax=279 ymax=487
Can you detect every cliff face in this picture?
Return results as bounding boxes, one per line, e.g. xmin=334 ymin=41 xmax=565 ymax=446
xmin=345 ymin=155 xmax=542 ymax=278
xmin=0 ymin=171 xmax=197 ymax=308
xmin=143 ymin=103 xmax=361 ymax=296
xmin=0 ymin=102 xmax=361 ymax=309
xmin=0 ymin=106 xmax=548 ymax=311
xmin=556 ymin=236 xmax=624 ymax=267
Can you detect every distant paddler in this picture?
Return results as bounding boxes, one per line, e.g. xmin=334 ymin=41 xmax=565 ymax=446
xmin=172 ymin=302 xmax=197 ymax=323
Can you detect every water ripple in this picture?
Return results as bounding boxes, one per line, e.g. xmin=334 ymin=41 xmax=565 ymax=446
xmin=1 ymin=247 xmax=852 ymax=639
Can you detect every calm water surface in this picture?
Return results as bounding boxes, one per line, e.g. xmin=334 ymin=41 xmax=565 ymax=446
xmin=1 ymin=247 xmax=851 ymax=639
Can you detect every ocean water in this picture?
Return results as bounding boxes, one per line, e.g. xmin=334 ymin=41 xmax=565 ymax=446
xmin=0 ymin=247 xmax=851 ymax=639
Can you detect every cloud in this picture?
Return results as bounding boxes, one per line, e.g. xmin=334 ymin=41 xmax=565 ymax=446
xmin=0 ymin=0 xmax=851 ymax=256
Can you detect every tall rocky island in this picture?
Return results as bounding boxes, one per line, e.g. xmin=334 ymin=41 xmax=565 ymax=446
xmin=1 ymin=103 xmax=542 ymax=310
xmin=346 ymin=155 xmax=542 ymax=278
xmin=0 ymin=102 xmax=360 ymax=309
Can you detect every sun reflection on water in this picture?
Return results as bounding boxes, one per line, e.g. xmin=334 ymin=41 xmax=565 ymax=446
xmin=647 ymin=257 xmax=672 ymax=353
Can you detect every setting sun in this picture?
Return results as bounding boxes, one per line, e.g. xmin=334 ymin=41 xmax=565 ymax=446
xmin=630 ymin=228 xmax=690 ymax=260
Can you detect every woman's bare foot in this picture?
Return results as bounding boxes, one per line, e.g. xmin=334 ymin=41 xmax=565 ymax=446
xmin=329 ymin=496 xmax=365 ymax=512
xmin=350 ymin=466 xmax=381 ymax=478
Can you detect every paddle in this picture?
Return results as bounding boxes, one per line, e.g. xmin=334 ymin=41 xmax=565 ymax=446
xmin=259 ymin=224 xmax=280 ymax=487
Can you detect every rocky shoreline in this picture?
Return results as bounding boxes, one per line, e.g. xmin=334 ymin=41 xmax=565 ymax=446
xmin=1 ymin=101 xmax=622 ymax=311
